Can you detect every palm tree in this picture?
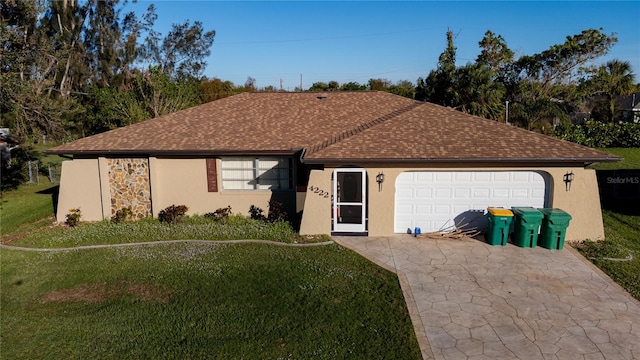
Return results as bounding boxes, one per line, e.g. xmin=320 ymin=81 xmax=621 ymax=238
xmin=588 ymin=60 xmax=636 ymax=122
xmin=453 ymin=63 xmax=505 ymax=121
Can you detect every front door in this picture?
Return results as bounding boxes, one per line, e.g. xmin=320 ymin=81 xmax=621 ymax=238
xmin=333 ymin=168 xmax=367 ymax=233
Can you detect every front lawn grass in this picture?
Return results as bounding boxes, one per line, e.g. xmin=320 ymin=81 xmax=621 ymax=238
xmin=576 ymin=147 xmax=640 ymax=300
xmin=1 ymin=243 xmax=422 ymax=359
xmin=593 ymin=147 xmax=640 ymax=169
xmin=0 ymin=180 xmax=57 ymax=236
xmin=11 ymin=215 xmax=330 ymax=248
xmin=574 ymin=210 xmax=640 ymax=300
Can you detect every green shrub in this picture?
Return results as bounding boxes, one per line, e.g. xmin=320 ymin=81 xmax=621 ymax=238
xmin=112 ymin=207 xmax=133 ymax=224
xmin=267 ymin=200 xmax=287 ymax=222
xmin=555 ymin=120 xmax=640 ymax=148
xmin=158 ymin=205 xmax=188 ymax=224
xmin=65 ymin=208 xmax=82 ymax=227
xmin=204 ymin=206 xmax=232 ymax=223
xmin=249 ymin=205 xmax=267 ymax=222
xmin=249 ymin=201 xmax=288 ymax=224
xmin=1 ymin=145 xmax=40 ymax=192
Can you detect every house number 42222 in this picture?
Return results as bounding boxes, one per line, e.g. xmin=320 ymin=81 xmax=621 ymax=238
xmin=309 ymin=186 xmax=329 ymax=198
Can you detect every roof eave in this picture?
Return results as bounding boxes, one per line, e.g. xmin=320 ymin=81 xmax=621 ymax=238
xmin=45 ymin=149 xmax=301 ymax=157
xmin=301 ymin=156 xmax=623 ymax=165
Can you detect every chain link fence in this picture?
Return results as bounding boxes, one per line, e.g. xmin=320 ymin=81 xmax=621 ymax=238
xmin=26 ymin=161 xmax=61 ymax=184
xmin=27 ymin=161 xmax=39 ymax=184
xmin=48 ymin=163 xmax=61 ymax=184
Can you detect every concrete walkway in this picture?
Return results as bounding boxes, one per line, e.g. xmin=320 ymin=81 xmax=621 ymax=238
xmin=334 ymin=235 xmax=640 ymax=360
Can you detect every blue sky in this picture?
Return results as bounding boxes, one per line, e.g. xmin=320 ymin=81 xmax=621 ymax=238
xmin=128 ymin=1 xmax=640 ymax=90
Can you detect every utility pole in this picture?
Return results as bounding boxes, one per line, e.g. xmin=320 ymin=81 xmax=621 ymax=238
xmin=505 ymin=100 xmax=509 ymax=125
xmin=300 ymin=74 xmax=303 ymax=91
xmin=279 ymin=78 xmax=283 ymax=91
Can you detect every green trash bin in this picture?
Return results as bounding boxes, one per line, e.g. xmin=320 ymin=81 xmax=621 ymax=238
xmin=486 ymin=208 xmax=513 ymax=246
xmin=511 ymin=207 xmax=544 ymax=248
xmin=538 ymin=208 xmax=572 ymax=250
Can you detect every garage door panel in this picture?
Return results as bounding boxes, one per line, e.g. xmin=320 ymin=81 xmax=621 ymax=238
xmin=415 ymin=188 xmax=433 ymax=198
xmin=474 ymin=172 xmax=491 ymax=181
xmin=434 ymin=204 xmax=451 ymax=214
xmin=512 ymin=172 xmax=531 ymax=182
xmin=453 ymin=204 xmax=470 ymax=213
xmin=395 ymin=204 xmax=413 ymax=215
xmin=435 ymin=172 xmax=452 ymax=182
xmin=416 ymin=172 xmax=433 ymax=182
xmin=511 ymin=188 xmax=530 ymax=198
xmin=454 ymin=189 xmax=471 ymax=198
xmin=492 ymin=188 xmax=510 ymax=198
xmin=396 ymin=188 xmax=414 ymax=198
xmin=455 ymin=172 xmax=472 ymax=181
xmin=395 ymin=171 xmax=549 ymax=233
xmin=416 ymin=204 xmax=431 ymax=214
xmin=473 ymin=188 xmax=491 ymax=198
xmin=531 ymin=188 xmax=546 ymax=198
xmin=396 ymin=220 xmax=413 ymax=233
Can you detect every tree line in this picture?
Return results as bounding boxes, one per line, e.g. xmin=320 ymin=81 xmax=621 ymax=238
xmin=310 ymin=29 xmax=638 ymax=134
xmin=416 ymin=29 xmax=638 ymax=133
xmin=1 ymin=0 xmax=216 ymax=142
xmin=1 ymin=1 xmax=638 ymax=145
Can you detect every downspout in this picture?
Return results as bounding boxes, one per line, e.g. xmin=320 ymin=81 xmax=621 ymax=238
xmin=299 ymin=148 xmax=307 ymax=163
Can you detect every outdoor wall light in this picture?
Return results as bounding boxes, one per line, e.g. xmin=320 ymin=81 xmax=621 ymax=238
xmin=564 ymin=171 xmax=574 ymax=191
xmin=376 ymin=172 xmax=385 ymax=192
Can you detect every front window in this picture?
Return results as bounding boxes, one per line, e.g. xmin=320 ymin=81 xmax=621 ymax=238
xmin=221 ymin=157 xmax=293 ymax=190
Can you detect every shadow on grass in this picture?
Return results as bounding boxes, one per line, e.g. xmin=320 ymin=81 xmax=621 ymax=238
xmin=37 ymin=185 xmax=59 ymax=216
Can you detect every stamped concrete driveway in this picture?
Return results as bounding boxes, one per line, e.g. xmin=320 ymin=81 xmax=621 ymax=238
xmin=334 ymin=235 xmax=640 ymax=360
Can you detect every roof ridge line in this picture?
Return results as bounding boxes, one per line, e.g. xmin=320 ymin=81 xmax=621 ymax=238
xmin=306 ymin=101 xmax=423 ymax=155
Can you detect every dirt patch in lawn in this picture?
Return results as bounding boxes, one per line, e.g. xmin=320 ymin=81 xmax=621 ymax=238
xmin=1 ymin=216 xmax=59 ymax=245
xmin=0 ymin=232 xmax=26 ymax=245
xmin=41 ymin=282 xmax=173 ymax=304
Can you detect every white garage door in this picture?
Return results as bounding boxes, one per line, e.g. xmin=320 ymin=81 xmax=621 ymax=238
xmin=394 ymin=171 xmax=549 ymax=233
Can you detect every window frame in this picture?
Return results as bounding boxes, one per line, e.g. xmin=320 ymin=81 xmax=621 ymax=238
xmin=220 ymin=156 xmax=294 ymax=191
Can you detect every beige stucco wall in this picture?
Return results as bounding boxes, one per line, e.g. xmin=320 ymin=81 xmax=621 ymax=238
xmin=148 ymin=157 xmax=295 ymax=217
xmin=57 ymin=157 xmax=297 ymax=223
xmin=57 ymin=156 xmax=604 ymax=241
xmin=299 ymin=164 xmax=605 ymax=241
xmin=544 ymin=167 xmax=604 ymax=241
xmin=56 ymin=159 xmax=106 ymax=222
xmin=299 ymin=169 xmax=332 ymax=234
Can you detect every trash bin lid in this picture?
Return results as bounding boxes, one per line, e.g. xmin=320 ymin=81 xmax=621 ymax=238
xmin=487 ymin=207 xmax=513 ymax=216
xmin=538 ymin=208 xmax=572 ymax=221
xmin=511 ymin=206 xmax=544 ymax=219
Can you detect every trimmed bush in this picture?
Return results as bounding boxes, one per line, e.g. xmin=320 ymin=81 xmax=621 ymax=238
xmin=112 ymin=207 xmax=133 ymax=224
xmin=267 ymin=200 xmax=287 ymax=223
xmin=249 ymin=200 xmax=288 ymax=223
xmin=158 ymin=205 xmax=188 ymax=224
xmin=249 ymin=205 xmax=267 ymax=222
xmin=204 ymin=206 xmax=232 ymax=223
xmin=65 ymin=208 xmax=82 ymax=227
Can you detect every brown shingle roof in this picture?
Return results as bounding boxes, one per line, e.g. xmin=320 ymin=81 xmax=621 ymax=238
xmin=47 ymin=91 xmax=619 ymax=164
xmin=304 ymin=101 xmax=618 ymax=163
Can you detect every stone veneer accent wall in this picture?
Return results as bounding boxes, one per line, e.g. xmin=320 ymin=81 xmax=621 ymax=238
xmin=107 ymin=158 xmax=151 ymax=219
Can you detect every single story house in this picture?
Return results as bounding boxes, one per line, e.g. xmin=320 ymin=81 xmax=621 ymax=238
xmin=47 ymin=91 xmax=620 ymax=241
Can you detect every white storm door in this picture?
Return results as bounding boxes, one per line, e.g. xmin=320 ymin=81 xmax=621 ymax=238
xmin=333 ymin=168 xmax=367 ymax=232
